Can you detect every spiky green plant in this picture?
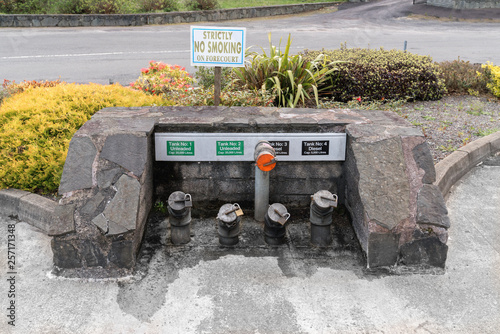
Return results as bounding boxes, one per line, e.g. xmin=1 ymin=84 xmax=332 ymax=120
xmin=234 ymin=33 xmax=340 ymax=108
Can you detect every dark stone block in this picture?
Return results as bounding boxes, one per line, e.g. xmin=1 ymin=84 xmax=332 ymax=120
xmin=109 ymin=240 xmax=135 ymax=269
xmin=81 ymin=192 xmax=105 ymax=218
xmin=97 ymin=167 xmax=123 ymax=189
xmin=399 ymin=237 xmax=448 ymax=268
xmin=417 ymin=184 xmax=450 ymax=228
xmin=51 ymin=239 xmax=81 ymax=268
xmin=59 ymin=136 xmax=97 ymax=194
xmin=82 ymin=240 xmax=107 ymax=267
xmin=103 ymin=175 xmax=141 ymax=233
xmin=343 ymin=140 xmax=368 ymax=252
xmin=100 ymin=134 xmax=148 ymax=177
xmin=350 ymin=137 xmax=410 ymax=230
xmin=368 ymin=233 xmax=400 ymax=268
xmin=48 ymin=203 xmax=76 ymax=236
xmin=412 ymin=142 xmax=436 ymax=184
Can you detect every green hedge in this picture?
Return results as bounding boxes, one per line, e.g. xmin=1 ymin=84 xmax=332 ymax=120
xmin=302 ymin=48 xmax=446 ymax=102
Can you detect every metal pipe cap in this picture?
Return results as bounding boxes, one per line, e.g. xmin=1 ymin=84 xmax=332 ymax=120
xmin=168 ymin=191 xmax=191 ymax=212
xmin=217 ymin=203 xmax=242 ymax=224
xmin=312 ymin=190 xmax=338 ymax=210
xmin=267 ymin=203 xmax=290 ymax=226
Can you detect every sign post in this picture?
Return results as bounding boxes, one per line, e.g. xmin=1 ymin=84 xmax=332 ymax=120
xmin=214 ymin=66 xmax=222 ymax=106
xmin=190 ymin=26 xmax=246 ymax=106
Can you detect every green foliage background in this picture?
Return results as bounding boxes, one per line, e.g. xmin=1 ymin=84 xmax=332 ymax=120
xmin=302 ymin=47 xmax=447 ymax=102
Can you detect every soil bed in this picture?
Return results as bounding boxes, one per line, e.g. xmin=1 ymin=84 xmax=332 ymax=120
xmin=394 ymin=95 xmax=500 ymax=163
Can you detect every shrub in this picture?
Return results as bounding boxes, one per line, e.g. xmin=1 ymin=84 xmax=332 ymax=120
xmin=1 ymin=79 xmax=62 ymax=106
xmin=0 ymin=0 xmax=181 ymax=13
xmin=482 ymin=62 xmax=500 ymax=98
xmin=168 ymin=86 xmax=274 ymax=107
xmin=45 ymin=0 xmax=87 ymax=14
xmin=0 ymin=0 xmax=45 ymax=14
xmin=195 ymin=66 xmax=234 ymax=90
xmin=234 ymin=34 xmax=338 ymax=108
xmin=438 ymin=58 xmax=490 ymax=95
xmin=2 ymin=79 xmax=61 ymax=95
xmin=0 ymin=83 xmax=172 ymax=193
xmin=0 ymin=89 xmax=8 ymax=106
xmin=139 ymin=0 xmax=179 ymax=12
xmin=302 ymin=47 xmax=446 ymax=102
xmin=79 ymin=0 xmax=132 ymax=14
xmin=0 ymin=0 xmax=140 ymax=14
xmin=130 ymin=61 xmax=194 ymax=96
xmin=183 ymin=0 xmax=219 ymax=11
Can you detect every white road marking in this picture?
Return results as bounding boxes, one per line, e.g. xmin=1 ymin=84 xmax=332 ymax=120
xmin=1 ymin=50 xmax=191 ymax=60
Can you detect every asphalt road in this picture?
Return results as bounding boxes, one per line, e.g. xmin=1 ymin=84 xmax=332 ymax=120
xmin=1 ymin=0 xmax=500 ymax=85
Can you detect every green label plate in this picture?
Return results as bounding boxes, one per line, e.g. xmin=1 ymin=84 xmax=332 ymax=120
xmin=167 ymin=141 xmax=195 ymax=156
xmin=216 ymin=140 xmax=244 ymax=156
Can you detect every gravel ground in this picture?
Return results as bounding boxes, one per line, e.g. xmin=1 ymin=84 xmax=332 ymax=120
xmin=394 ymin=95 xmax=500 ymax=163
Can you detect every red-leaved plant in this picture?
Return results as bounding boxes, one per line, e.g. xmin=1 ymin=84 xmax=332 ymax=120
xmin=130 ymin=61 xmax=194 ymax=95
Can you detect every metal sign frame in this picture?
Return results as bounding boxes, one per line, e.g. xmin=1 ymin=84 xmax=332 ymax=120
xmin=190 ymin=26 xmax=246 ymax=67
xmin=155 ymin=133 xmax=346 ymax=162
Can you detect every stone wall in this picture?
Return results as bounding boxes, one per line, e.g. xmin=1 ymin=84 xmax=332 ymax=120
xmin=428 ymin=0 xmax=500 ymax=9
xmin=0 ymin=3 xmax=336 ymax=27
xmin=53 ymin=105 xmax=449 ymax=274
xmin=54 ymin=107 xmax=156 ymax=274
xmin=343 ymin=110 xmax=449 ymax=268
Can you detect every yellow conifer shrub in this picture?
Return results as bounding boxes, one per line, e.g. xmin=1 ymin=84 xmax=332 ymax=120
xmin=482 ymin=62 xmax=500 ymax=98
xmin=0 ymin=83 xmax=172 ymax=193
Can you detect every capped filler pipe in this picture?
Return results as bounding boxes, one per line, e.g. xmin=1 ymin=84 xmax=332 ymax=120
xmin=264 ymin=203 xmax=290 ymax=245
xmin=167 ymin=191 xmax=192 ymax=245
xmin=254 ymin=141 xmax=276 ymax=222
xmin=217 ymin=203 xmax=243 ymax=246
xmin=310 ymin=190 xmax=338 ymax=247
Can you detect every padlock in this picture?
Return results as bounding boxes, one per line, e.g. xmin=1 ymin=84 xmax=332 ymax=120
xmin=233 ymin=203 xmax=244 ymax=217
xmin=274 ymin=208 xmax=290 ymax=226
xmin=223 ymin=203 xmax=244 ymax=217
xmin=320 ymin=194 xmax=338 ymax=208
xmin=278 ymin=212 xmax=290 ymax=225
xmin=184 ymin=193 xmax=192 ymax=208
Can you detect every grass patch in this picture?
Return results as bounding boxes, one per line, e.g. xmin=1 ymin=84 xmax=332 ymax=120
xmin=472 ymin=127 xmax=500 ymax=137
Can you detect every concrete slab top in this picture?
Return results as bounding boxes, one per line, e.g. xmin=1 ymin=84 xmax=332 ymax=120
xmin=86 ymin=106 xmax=410 ymax=134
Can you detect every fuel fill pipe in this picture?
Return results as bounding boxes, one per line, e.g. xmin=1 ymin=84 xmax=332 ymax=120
xmin=254 ymin=140 xmax=276 ymax=222
xmin=310 ymin=190 xmax=338 ymax=247
xmin=167 ymin=191 xmax=192 ymax=245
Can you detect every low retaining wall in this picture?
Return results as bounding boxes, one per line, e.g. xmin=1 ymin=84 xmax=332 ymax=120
xmin=2 ymin=113 xmax=498 ymax=275
xmin=434 ymin=131 xmax=500 ymax=196
xmin=42 ymin=106 xmax=450 ymax=275
xmin=0 ymin=188 xmax=74 ymax=235
xmin=0 ymin=3 xmax=336 ymax=28
xmin=428 ymin=0 xmax=500 ymax=9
